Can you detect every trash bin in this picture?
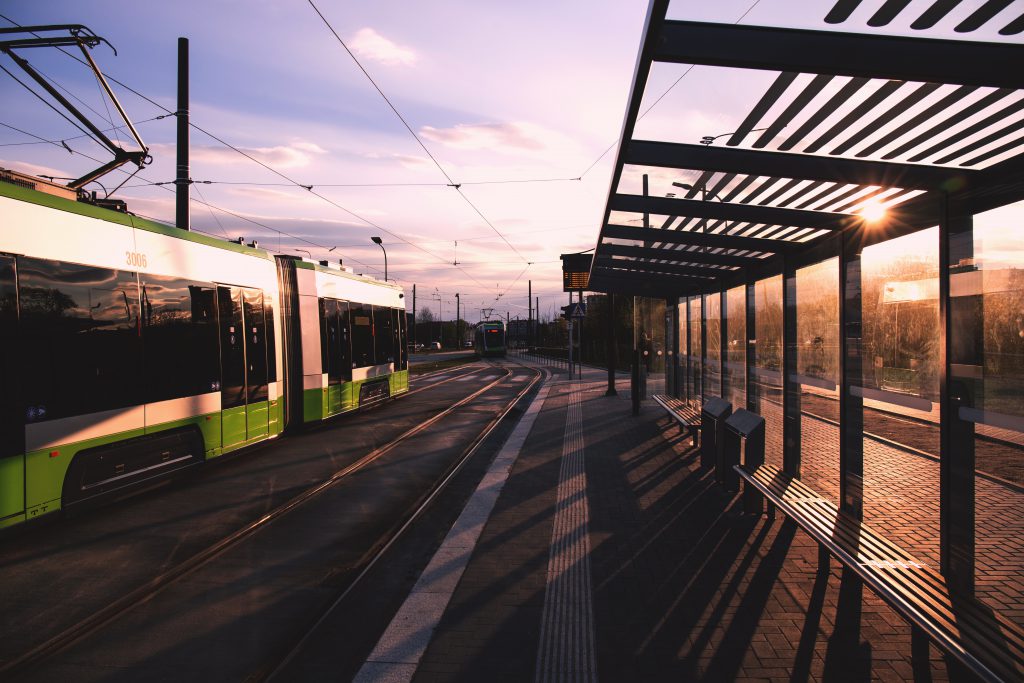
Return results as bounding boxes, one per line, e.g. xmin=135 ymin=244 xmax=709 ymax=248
xmin=700 ymin=397 xmax=732 ymax=474
xmin=723 ymin=409 xmax=766 ymax=511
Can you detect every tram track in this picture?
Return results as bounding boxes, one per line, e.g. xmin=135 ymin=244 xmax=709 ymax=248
xmin=257 ymin=361 xmax=544 ymax=681
xmin=1 ymin=362 xmax=540 ymax=680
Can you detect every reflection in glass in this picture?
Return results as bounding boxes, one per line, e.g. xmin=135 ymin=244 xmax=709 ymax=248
xmin=141 ymin=275 xmax=219 ymax=403
xmin=705 ymin=293 xmax=722 ymax=398
xmin=754 ymin=276 xmax=783 ymax=468
xmin=965 ymin=201 xmax=1024 ymax=627
xmin=861 ymin=228 xmax=940 ymax=568
xmin=689 ymin=296 xmax=702 ymax=400
xmin=19 ymin=258 xmax=140 ymax=421
xmin=726 ymin=286 xmax=746 ymax=411
xmin=796 ymin=258 xmax=839 ymax=503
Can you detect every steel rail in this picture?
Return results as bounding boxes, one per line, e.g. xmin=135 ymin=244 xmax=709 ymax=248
xmin=260 ymin=362 xmax=545 ymax=681
xmin=0 ymin=366 xmax=516 ymax=679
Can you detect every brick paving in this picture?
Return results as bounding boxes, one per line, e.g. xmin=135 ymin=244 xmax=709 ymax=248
xmin=410 ymin=369 xmax=981 ymax=681
xmin=759 ymin=400 xmax=1024 ymax=628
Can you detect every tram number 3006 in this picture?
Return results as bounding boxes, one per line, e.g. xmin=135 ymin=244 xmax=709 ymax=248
xmin=125 ymin=251 xmax=148 ymax=268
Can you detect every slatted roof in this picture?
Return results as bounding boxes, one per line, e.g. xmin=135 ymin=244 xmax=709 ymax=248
xmin=589 ymin=0 xmax=1024 ymax=298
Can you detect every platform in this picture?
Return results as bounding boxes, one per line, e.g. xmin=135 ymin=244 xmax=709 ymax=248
xmin=317 ymin=360 xmax=1015 ymax=682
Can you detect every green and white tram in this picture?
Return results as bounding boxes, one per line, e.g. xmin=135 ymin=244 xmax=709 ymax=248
xmin=474 ymin=320 xmax=506 ymax=358
xmin=0 ymin=176 xmax=408 ymax=529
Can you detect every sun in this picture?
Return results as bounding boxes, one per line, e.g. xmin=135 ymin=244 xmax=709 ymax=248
xmin=860 ymin=198 xmax=887 ymax=223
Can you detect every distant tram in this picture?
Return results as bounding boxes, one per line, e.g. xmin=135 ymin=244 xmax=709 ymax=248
xmin=474 ymin=320 xmax=506 ymax=357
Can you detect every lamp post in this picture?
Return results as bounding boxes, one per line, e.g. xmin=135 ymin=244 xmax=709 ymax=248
xmin=371 ymin=236 xmax=387 ymax=281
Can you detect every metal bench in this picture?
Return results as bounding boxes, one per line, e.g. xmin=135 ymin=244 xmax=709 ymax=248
xmin=652 ymin=394 xmax=701 ymax=447
xmin=735 ymin=462 xmax=1024 ymax=683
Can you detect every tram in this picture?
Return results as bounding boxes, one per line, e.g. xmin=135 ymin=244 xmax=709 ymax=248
xmin=0 ymin=175 xmax=408 ymax=529
xmin=474 ymin=320 xmax=506 ymax=357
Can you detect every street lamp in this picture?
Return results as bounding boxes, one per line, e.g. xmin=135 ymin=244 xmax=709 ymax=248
xmin=371 ymin=236 xmax=387 ymax=281
xmin=672 ymin=181 xmax=722 ymax=237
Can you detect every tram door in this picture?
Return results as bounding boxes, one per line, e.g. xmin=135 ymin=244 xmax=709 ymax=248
xmin=0 ymin=255 xmax=23 ymax=520
xmin=218 ymin=286 xmax=270 ymax=448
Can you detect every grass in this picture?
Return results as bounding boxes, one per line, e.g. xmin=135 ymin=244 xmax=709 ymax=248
xmin=409 ymin=354 xmax=477 ymax=376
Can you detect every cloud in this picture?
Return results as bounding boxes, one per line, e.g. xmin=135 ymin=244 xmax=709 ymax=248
xmin=362 ymin=151 xmax=432 ymax=169
xmin=150 ymin=142 xmax=327 ymax=169
xmin=420 ymin=122 xmax=547 ymax=152
xmin=0 ymin=158 xmax=72 ymax=180
xmin=350 ymin=28 xmax=417 ymax=66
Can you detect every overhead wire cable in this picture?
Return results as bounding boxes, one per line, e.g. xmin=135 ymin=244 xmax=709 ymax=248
xmin=576 ymin=0 xmax=762 ymax=179
xmin=305 ymin=0 xmax=530 ymax=264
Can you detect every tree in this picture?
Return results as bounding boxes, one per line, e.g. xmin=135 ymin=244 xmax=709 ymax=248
xmin=418 ymin=307 xmax=434 ymax=324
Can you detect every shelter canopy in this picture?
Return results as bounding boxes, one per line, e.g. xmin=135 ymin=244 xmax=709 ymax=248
xmin=589 ymin=0 xmax=1024 ymax=297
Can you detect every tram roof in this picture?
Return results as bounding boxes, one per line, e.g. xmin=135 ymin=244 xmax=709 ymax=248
xmin=588 ymin=0 xmax=1024 ymax=298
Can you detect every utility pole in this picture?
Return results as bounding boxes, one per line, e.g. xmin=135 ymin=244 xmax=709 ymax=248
xmin=528 ymin=280 xmax=532 ymax=347
xmin=175 ymin=37 xmax=190 ymax=230
xmin=455 ymin=292 xmax=460 ymax=346
xmin=412 ymin=284 xmax=417 ymax=348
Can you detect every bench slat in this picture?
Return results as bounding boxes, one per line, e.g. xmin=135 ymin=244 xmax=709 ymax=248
xmin=736 ymin=462 xmax=1024 ymax=683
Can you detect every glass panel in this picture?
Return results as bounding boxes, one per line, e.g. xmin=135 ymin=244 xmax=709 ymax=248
xmin=396 ymin=308 xmax=408 ymax=370
xmin=677 ymin=299 xmax=688 ymax=401
xmin=796 ymin=258 xmax=839 ymax=503
xmin=861 ymin=228 xmax=940 ymax=567
xmin=350 ymin=303 xmax=374 ymax=368
xmin=374 ymin=304 xmax=394 ymax=364
xmin=218 ymin=286 xmax=246 ymax=409
xmin=322 ymin=298 xmax=342 ymax=385
xmin=755 ymin=276 xmax=783 ymax=468
xmin=689 ymin=296 xmax=702 ymax=400
xmin=140 ymin=275 xmax=219 ymax=403
xmin=19 ymin=258 xmax=140 ymax=422
xmin=965 ymin=201 xmax=1024 ymax=626
xmin=726 ymin=286 xmax=746 ymax=410
xmin=243 ymin=289 xmax=268 ymax=403
xmin=265 ymin=297 xmax=277 ymax=384
xmin=0 ymin=256 xmax=21 ymax=457
xmin=705 ymin=293 xmax=722 ymax=399
xmin=338 ymin=300 xmax=352 ymax=380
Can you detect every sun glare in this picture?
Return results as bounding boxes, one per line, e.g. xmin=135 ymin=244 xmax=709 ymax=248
xmin=860 ymin=199 xmax=887 ymax=223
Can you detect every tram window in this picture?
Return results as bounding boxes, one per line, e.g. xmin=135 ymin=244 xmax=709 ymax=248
xmin=0 ymin=256 xmax=21 ymax=456
xmin=319 ymin=297 xmax=330 ymax=378
xmin=265 ymin=297 xmax=277 ymax=383
xmin=350 ymin=303 xmax=374 ymax=368
xmin=320 ymin=298 xmax=340 ymax=384
xmin=394 ymin=308 xmax=407 ymax=370
xmin=338 ymin=300 xmax=352 ymax=380
xmin=219 ymin=287 xmax=246 ymax=409
xmin=19 ymin=258 xmax=140 ymax=422
xmin=375 ymin=305 xmax=394 ymax=364
xmin=243 ymin=288 xmax=268 ymax=403
xmin=140 ymin=275 xmax=219 ymax=402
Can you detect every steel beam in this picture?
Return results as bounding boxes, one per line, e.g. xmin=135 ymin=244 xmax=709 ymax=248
xmin=603 ymin=222 xmax=802 ymax=254
xmin=594 ymin=256 xmax=719 ymax=280
xmin=624 ymin=139 xmax=976 ymax=191
xmin=654 ymin=20 xmax=1024 ymax=90
xmin=610 ymin=193 xmax=857 ymax=231
xmin=599 ymin=242 xmax=764 ymax=268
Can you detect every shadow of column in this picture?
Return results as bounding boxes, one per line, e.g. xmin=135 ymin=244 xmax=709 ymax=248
xmin=823 ymin=568 xmax=871 ymax=681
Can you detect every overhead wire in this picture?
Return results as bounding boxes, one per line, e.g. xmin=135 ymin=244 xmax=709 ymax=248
xmin=0 ymin=13 xmax=484 ymax=287
xmin=305 ymin=0 xmax=530 ymax=265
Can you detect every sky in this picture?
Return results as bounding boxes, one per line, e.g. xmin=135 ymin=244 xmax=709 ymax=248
xmin=2 ymin=0 xmax=1022 ymax=323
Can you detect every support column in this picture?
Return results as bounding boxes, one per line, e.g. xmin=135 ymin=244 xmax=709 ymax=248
xmin=746 ymin=280 xmax=757 ymax=413
xmin=700 ymin=293 xmax=708 ymax=402
xmin=175 ymin=37 xmax=190 ymax=231
xmin=942 ymin=199 xmax=977 ymax=594
xmin=719 ymin=289 xmax=728 ymax=401
xmin=839 ymin=228 xmax=865 ymax=519
xmin=605 ymin=293 xmax=617 ymax=396
xmin=783 ymin=256 xmax=801 ymax=476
